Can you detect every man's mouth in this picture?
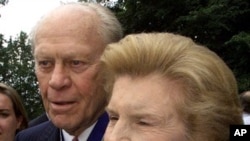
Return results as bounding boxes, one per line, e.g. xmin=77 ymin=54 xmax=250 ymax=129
xmin=50 ymin=101 xmax=76 ymax=113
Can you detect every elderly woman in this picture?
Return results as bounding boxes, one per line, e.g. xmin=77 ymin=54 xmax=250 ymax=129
xmin=0 ymin=83 xmax=28 ymax=141
xmin=100 ymin=33 xmax=243 ymax=141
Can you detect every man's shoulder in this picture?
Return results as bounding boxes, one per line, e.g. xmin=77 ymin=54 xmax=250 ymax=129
xmin=15 ymin=121 xmax=60 ymax=141
xmin=28 ymin=113 xmax=49 ymax=127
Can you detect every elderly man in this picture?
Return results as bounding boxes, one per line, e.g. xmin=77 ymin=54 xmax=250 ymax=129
xmin=15 ymin=2 xmax=123 ymax=141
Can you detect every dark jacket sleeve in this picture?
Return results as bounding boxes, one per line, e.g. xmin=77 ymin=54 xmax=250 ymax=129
xmin=15 ymin=121 xmax=60 ymax=141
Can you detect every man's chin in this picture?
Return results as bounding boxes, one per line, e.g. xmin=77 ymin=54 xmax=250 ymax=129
xmin=51 ymin=114 xmax=73 ymax=128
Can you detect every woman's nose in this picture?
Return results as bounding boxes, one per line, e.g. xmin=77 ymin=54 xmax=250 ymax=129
xmin=105 ymin=120 xmax=132 ymax=141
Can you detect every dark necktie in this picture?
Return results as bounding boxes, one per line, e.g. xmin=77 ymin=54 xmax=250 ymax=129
xmin=72 ymin=137 xmax=78 ymax=141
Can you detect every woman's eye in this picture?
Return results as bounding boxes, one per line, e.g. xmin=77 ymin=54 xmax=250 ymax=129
xmin=138 ymin=121 xmax=150 ymax=126
xmin=137 ymin=118 xmax=156 ymax=126
xmin=0 ymin=112 xmax=10 ymax=118
xmin=109 ymin=115 xmax=119 ymax=121
xmin=107 ymin=114 xmax=119 ymax=127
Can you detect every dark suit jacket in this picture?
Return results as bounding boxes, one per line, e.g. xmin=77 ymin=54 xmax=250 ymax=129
xmin=16 ymin=121 xmax=60 ymax=141
xmin=15 ymin=112 xmax=109 ymax=141
xmin=28 ymin=113 xmax=49 ymax=128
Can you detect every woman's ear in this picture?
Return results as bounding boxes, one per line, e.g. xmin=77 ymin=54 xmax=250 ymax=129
xmin=16 ymin=116 xmax=23 ymax=130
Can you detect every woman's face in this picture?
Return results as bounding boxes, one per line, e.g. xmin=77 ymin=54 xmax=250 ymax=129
xmin=0 ymin=93 xmax=22 ymax=141
xmin=104 ymin=74 xmax=187 ymax=141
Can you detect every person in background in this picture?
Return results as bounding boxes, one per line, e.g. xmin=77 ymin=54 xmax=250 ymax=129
xmin=240 ymin=91 xmax=250 ymax=124
xmin=15 ymin=2 xmax=123 ymax=141
xmin=0 ymin=83 xmax=28 ymax=141
xmin=100 ymin=32 xmax=243 ymax=141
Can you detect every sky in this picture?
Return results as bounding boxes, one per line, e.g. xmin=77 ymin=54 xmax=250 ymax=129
xmin=0 ymin=0 xmax=77 ymax=38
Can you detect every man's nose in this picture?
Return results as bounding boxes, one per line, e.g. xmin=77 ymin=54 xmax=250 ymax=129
xmin=49 ymin=64 xmax=71 ymax=90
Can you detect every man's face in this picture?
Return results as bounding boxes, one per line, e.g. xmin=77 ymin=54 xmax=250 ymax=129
xmin=34 ymin=7 xmax=106 ymax=136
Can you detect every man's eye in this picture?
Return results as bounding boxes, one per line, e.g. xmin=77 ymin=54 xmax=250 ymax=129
xmin=38 ymin=61 xmax=52 ymax=68
xmin=71 ymin=60 xmax=81 ymax=66
xmin=70 ymin=60 xmax=90 ymax=73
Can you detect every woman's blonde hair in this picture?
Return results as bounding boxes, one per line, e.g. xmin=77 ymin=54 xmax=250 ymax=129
xmin=101 ymin=32 xmax=243 ymax=141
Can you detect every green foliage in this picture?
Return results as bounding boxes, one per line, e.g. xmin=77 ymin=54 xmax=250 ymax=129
xmin=224 ymin=32 xmax=250 ymax=92
xmin=0 ymin=0 xmax=249 ymax=120
xmin=114 ymin=0 xmax=188 ymax=34
xmin=113 ymin=0 xmax=250 ymax=92
xmin=77 ymin=0 xmax=102 ymax=2
xmin=78 ymin=0 xmax=87 ymax=2
xmin=0 ymin=0 xmax=8 ymax=5
xmin=0 ymin=32 xmax=44 ymax=120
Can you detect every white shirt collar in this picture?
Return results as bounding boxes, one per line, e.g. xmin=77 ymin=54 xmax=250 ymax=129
xmin=62 ymin=122 xmax=97 ymax=141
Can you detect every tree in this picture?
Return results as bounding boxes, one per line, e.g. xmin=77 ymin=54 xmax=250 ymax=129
xmin=173 ymin=0 xmax=250 ymax=92
xmin=0 ymin=0 xmax=8 ymax=6
xmin=0 ymin=0 xmax=249 ymax=119
xmin=113 ymin=0 xmax=250 ymax=92
xmin=78 ymin=0 xmax=102 ymax=3
xmin=0 ymin=32 xmax=44 ymax=120
xmin=224 ymin=32 xmax=250 ymax=92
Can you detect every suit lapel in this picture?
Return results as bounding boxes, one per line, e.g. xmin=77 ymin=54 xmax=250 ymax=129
xmin=87 ymin=112 xmax=109 ymax=141
xmin=36 ymin=112 xmax=108 ymax=141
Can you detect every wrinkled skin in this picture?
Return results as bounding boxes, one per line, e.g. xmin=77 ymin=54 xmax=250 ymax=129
xmin=105 ymin=74 xmax=187 ymax=141
xmin=34 ymin=5 xmax=106 ymax=136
